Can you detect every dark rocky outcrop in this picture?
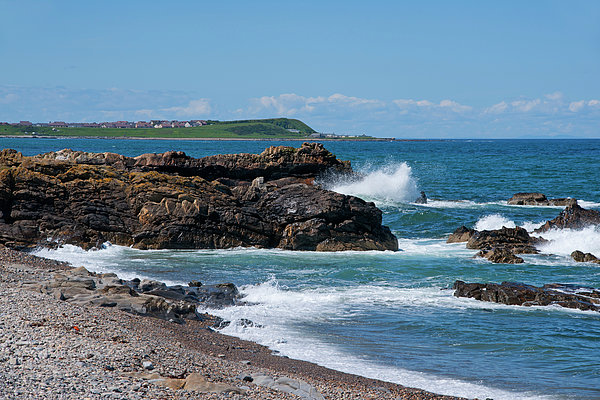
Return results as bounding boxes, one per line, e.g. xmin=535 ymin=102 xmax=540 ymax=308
xmin=477 ymin=248 xmax=524 ymax=264
xmin=507 ymin=192 xmax=577 ymax=207
xmin=0 ymin=143 xmax=397 ymax=251
xmin=28 ymin=266 xmax=240 ymax=323
xmin=465 ymin=226 xmax=544 ymax=263
xmin=571 ymin=250 xmax=600 ymax=264
xmin=452 ymin=280 xmax=600 ymax=312
xmin=446 ymin=226 xmax=476 ymax=243
xmin=466 ymin=226 xmax=540 ymax=254
xmin=535 ymin=203 xmax=600 ymax=233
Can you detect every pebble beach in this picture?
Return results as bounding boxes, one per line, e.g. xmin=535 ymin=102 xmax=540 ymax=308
xmin=0 ymin=247 xmax=467 ymax=400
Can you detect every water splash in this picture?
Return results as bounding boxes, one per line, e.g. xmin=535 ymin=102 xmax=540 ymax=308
xmin=536 ymin=226 xmax=600 ymax=257
xmin=474 ymin=214 xmax=516 ymax=231
xmin=326 ymin=162 xmax=420 ymax=204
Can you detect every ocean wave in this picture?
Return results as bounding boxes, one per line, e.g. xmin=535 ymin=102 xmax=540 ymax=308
xmin=211 ymin=280 xmax=563 ymax=400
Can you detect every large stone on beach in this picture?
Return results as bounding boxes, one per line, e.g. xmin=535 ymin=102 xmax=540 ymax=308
xmin=535 ymin=203 xmax=600 ymax=232
xmin=453 ymin=280 xmax=600 ymax=312
xmin=0 ymin=144 xmax=397 ymax=251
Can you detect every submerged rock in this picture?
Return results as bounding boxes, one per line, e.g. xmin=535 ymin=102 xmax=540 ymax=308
xmin=0 ymin=144 xmax=397 ymax=252
xmin=507 ymin=192 xmax=577 ymax=207
xmin=453 ymin=280 xmax=600 ymax=312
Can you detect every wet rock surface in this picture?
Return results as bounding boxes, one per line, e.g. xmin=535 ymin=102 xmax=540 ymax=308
xmin=535 ymin=203 xmax=600 ymax=232
xmin=507 ymin=192 xmax=577 ymax=207
xmin=571 ymin=250 xmax=600 ymax=264
xmin=453 ymin=280 xmax=600 ymax=312
xmin=0 ymin=143 xmax=397 ymax=252
xmin=26 ymin=265 xmax=240 ymax=324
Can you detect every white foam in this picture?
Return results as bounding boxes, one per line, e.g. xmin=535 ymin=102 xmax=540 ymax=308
xmin=211 ymin=281 xmax=557 ymax=400
xmin=475 ymin=214 xmax=516 ymax=231
xmin=328 ymin=162 xmax=420 ymax=204
xmin=536 ymin=226 xmax=600 ymax=257
xmin=31 ymin=243 xmax=184 ymax=286
xmin=578 ymin=199 xmax=600 ymax=209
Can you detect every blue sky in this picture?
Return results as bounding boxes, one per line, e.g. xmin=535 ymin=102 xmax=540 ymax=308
xmin=1 ymin=0 xmax=599 ymax=138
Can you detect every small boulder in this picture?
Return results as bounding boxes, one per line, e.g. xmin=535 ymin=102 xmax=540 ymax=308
xmin=571 ymin=250 xmax=600 ymax=264
xmin=478 ymin=248 xmax=524 ymax=264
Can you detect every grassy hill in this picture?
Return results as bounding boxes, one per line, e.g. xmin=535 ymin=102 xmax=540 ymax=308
xmin=0 ymin=118 xmax=316 ymax=139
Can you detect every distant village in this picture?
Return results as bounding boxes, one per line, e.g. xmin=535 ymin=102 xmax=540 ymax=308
xmin=0 ymin=120 xmax=209 ymax=129
xmin=1 ymin=120 xmax=377 ymax=139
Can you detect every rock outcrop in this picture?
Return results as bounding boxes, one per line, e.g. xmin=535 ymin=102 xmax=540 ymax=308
xmin=448 ymin=225 xmax=546 ymax=264
xmin=535 ymin=203 xmax=600 ymax=233
xmin=466 ymin=226 xmax=540 ymax=254
xmin=446 ymin=226 xmax=476 ymax=243
xmin=0 ymin=143 xmax=398 ymax=251
xmin=27 ymin=265 xmax=239 ymax=323
xmin=453 ymin=280 xmax=600 ymax=312
xmin=507 ymin=192 xmax=577 ymax=207
xmin=571 ymin=250 xmax=600 ymax=264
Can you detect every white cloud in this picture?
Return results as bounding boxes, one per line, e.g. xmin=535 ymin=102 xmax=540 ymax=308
xmin=249 ymin=93 xmax=386 ymax=117
xmin=510 ymin=99 xmax=541 ymax=112
xmin=163 ymin=99 xmax=212 ymax=117
xmin=588 ymin=99 xmax=600 ymax=107
xmin=439 ymin=99 xmax=472 ymax=113
xmin=484 ymin=101 xmax=508 ymax=114
xmin=545 ymin=92 xmax=563 ymax=101
xmin=568 ymin=100 xmax=585 ymax=112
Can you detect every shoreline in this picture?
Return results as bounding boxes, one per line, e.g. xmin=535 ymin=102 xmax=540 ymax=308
xmin=0 ymin=247 xmax=468 ymax=400
xmin=0 ymin=135 xmax=405 ymax=142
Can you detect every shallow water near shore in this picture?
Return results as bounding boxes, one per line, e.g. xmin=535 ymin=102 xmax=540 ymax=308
xmin=5 ymin=137 xmax=599 ymax=399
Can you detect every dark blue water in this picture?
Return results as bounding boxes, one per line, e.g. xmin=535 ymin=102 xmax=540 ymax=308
xmin=4 ymin=137 xmax=599 ymax=399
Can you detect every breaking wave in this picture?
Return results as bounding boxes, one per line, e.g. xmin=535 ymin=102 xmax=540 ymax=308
xmin=326 ymin=162 xmax=420 ymax=204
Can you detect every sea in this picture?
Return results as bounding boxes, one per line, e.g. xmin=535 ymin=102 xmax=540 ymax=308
xmin=2 ymin=137 xmax=599 ymax=400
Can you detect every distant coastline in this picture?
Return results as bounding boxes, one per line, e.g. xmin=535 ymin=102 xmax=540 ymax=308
xmin=0 ymin=117 xmax=396 ymax=141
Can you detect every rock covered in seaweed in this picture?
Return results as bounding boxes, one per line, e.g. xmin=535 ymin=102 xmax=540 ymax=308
xmin=0 ymin=144 xmax=397 ymax=252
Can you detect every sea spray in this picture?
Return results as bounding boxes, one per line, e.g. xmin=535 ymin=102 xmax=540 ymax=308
xmin=536 ymin=226 xmax=600 ymax=257
xmin=325 ymin=162 xmax=420 ymax=204
xmin=474 ymin=214 xmax=516 ymax=231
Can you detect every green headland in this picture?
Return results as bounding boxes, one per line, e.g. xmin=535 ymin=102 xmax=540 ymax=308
xmin=0 ymin=118 xmax=387 ymax=140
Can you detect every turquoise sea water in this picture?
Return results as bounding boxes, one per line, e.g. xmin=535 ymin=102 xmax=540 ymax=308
xmin=3 ymin=138 xmax=599 ymax=399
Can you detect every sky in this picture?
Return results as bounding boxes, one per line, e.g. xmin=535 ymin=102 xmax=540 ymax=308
xmin=1 ymin=0 xmax=599 ymax=138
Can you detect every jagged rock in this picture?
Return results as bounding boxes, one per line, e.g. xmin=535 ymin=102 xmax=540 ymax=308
xmin=571 ymin=250 xmax=600 ymax=264
xmin=466 ymin=226 xmax=539 ymax=254
xmin=0 ymin=143 xmax=397 ymax=251
xmin=453 ymin=280 xmax=600 ymax=312
xmin=478 ymin=248 xmax=524 ymax=264
xmin=535 ymin=203 xmax=600 ymax=232
xmin=447 ymin=226 xmax=476 ymax=243
xmin=507 ymin=192 xmax=577 ymax=207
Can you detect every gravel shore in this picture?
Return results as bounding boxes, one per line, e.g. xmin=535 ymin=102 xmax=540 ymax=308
xmin=0 ymin=247 xmax=469 ymax=400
